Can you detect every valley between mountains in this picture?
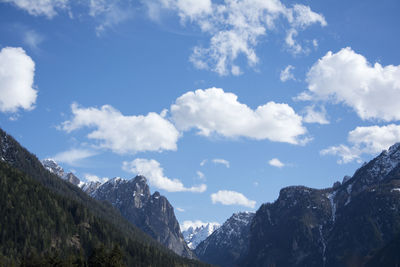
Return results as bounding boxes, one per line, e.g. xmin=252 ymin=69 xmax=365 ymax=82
xmin=2 ymin=127 xmax=400 ymax=266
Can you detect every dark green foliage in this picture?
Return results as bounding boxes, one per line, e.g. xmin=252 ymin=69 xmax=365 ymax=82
xmin=0 ymin=128 xmax=212 ymax=267
xmin=366 ymin=233 xmax=400 ymax=267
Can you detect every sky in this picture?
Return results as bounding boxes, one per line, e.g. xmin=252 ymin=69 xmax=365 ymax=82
xmin=1 ymin=0 xmax=400 ymax=227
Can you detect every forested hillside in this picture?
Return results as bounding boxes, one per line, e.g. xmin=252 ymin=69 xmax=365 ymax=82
xmin=0 ymin=128 xmax=210 ymax=266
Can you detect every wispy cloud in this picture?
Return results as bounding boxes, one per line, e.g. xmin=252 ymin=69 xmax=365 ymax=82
xmin=23 ymin=30 xmax=44 ymax=51
xmin=212 ymin=158 xmax=230 ymax=168
xmin=196 ymin=171 xmax=205 ymax=180
xmin=280 ymin=65 xmax=295 ymax=82
xmin=53 ymin=148 xmax=98 ymax=166
xmin=148 ymin=0 xmax=326 ymax=75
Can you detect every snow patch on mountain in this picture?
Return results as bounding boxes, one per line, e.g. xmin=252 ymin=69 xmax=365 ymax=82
xmin=181 ymin=221 xmax=220 ymax=249
xmin=367 ymin=143 xmax=400 ymax=180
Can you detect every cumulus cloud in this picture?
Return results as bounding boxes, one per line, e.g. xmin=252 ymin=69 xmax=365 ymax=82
xmin=280 ymin=65 xmax=295 ymax=82
xmin=0 ymin=47 xmax=37 ymax=113
xmin=122 ymin=158 xmax=207 ymax=193
xmin=1 ymin=0 xmax=69 ymax=18
xmin=149 ymin=0 xmax=326 ymax=75
xmin=211 ymin=190 xmax=256 ymax=208
xmin=321 ymin=124 xmax=400 ymax=164
xmin=299 ymin=47 xmax=400 ymax=121
xmin=212 ymin=158 xmax=230 ymax=168
xmin=302 ymin=105 xmax=329 ymax=124
xmin=61 ymin=103 xmax=179 ymax=154
xmin=268 ymin=158 xmax=284 ymax=168
xmin=53 ymin=148 xmax=98 ymax=166
xmin=84 ymin=173 xmax=109 ymax=183
xmin=171 ymin=88 xmax=307 ymax=144
xmin=180 ymin=220 xmax=219 ymax=232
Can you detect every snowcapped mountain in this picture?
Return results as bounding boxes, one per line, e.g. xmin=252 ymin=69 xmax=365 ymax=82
xmin=41 ymin=158 xmax=81 ymax=186
xmin=195 ymin=212 xmax=254 ymax=267
xmin=182 ymin=222 xmax=220 ymax=249
xmin=41 ymin=158 xmax=64 ymax=177
xmin=80 ymin=181 xmax=101 ymax=195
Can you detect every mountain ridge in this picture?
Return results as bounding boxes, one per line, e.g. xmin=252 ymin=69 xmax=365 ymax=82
xmin=196 ymin=143 xmax=400 ymax=267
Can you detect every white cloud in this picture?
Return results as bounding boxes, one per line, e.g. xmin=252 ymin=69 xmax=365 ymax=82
xmin=212 ymin=158 xmax=230 ymax=168
xmin=176 ymin=207 xmax=185 ymax=212
xmin=280 ymin=65 xmax=295 ymax=82
xmin=151 ymin=0 xmax=326 ymax=75
xmin=285 ymin=28 xmax=303 ymax=54
xmin=61 ymin=103 xmax=179 ymax=154
xmin=23 ymin=30 xmax=44 ymax=51
xmin=290 ymin=4 xmax=327 ymax=28
xmin=1 ymin=0 xmax=69 ymax=18
xmin=200 ymin=159 xmax=207 ymax=166
xmin=84 ymin=173 xmax=109 ymax=183
xmin=299 ymin=47 xmax=400 ymax=121
xmin=2 ymin=0 xmax=132 ymax=35
xmin=53 ymin=148 xmax=98 ymax=166
xmin=320 ymin=144 xmax=361 ymax=164
xmin=268 ymin=158 xmax=284 ymax=168
xmin=180 ymin=220 xmax=219 ymax=232
xmin=89 ymin=0 xmax=133 ymax=36
xmin=171 ymin=88 xmax=307 ymax=144
xmin=211 ymin=190 xmax=256 ymax=208
xmin=0 ymin=47 xmax=37 ymax=113
xmin=196 ymin=171 xmax=205 ymax=180
xmin=321 ymin=124 xmax=400 ymax=164
xmin=122 ymin=158 xmax=207 ymax=193
xmin=303 ymin=105 xmax=329 ymax=124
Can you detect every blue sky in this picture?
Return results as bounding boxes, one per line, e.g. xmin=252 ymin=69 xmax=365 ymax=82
xmin=1 ymin=0 xmax=400 ymax=226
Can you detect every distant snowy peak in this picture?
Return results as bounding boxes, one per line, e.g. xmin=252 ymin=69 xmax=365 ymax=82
xmin=182 ymin=222 xmax=220 ymax=249
xmin=41 ymin=158 xmax=64 ymax=177
xmin=346 ymin=142 xmax=400 ymax=196
xmin=41 ymin=158 xmax=82 ymax=186
xmin=80 ymin=181 xmax=101 ymax=195
xmin=368 ymin=142 xmax=400 ymax=179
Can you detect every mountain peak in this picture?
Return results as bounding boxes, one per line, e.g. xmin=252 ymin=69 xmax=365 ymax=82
xmin=41 ymin=158 xmax=64 ymax=177
xmin=182 ymin=222 xmax=220 ymax=249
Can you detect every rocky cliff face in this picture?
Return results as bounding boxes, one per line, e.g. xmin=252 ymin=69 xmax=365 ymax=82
xmin=244 ymin=143 xmax=400 ymax=267
xmin=196 ymin=143 xmax=400 ymax=267
xmin=91 ymin=176 xmax=194 ymax=258
xmin=195 ymin=212 xmax=254 ymax=267
xmin=40 ymin=159 xmax=193 ymax=258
